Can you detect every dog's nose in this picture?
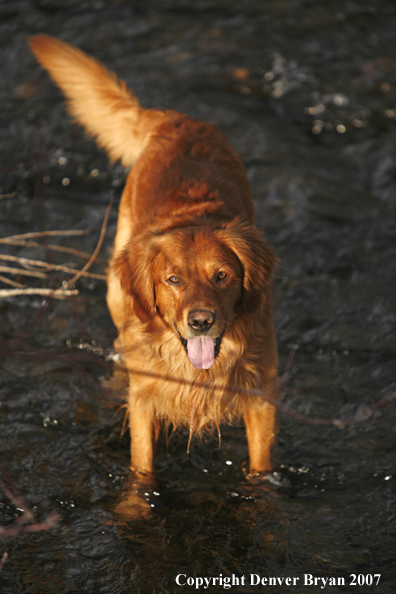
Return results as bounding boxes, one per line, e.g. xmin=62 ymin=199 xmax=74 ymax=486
xmin=187 ymin=310 xmax=215 ymax=332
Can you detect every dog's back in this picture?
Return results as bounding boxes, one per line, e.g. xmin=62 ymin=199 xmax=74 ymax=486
xmin=29 ymin=36 xmax=255 ymax=227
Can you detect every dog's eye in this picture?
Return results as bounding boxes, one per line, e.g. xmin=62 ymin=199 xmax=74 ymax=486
xmin=216 ymin=271 xmax=228 ymax=282
xmin=168 ymin=275 xmax=179 ymax=284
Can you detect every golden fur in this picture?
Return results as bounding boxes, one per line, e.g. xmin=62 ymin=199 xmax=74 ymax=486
xmin=29 ymin=35 xmax=279 ymax=477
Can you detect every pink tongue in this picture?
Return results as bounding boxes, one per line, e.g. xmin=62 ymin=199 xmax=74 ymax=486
xmin=187 ymin=336 xmax=216 ymax=369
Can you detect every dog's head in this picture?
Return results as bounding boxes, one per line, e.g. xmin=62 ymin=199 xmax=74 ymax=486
xmin=113 ymin=218 xmax=275 ymax=369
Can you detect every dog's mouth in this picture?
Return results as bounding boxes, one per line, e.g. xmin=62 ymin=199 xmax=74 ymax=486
xmin=177 ymin=328 xmax=224 ymax=370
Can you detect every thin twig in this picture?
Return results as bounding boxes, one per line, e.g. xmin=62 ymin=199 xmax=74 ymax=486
xmin=0 ymin=479 xmax=28 ymax=516
xmin=0 ymin=466 xmax=60 ymax=539
xmin=0 ymin=512 xmax=60 ymax=538
xmin=0 ymin=274 xmax=26 ymax=288
xmin=0 ymin=552 xmax=8 ymax=572
xmin=0 ymin=265 xmax=47 ymax=279
xmin=0 ymin=192 xmax=16 ymax=200
xmin=3 ymin=239 xmax=93 ymax=260
xmin=63 ymin=193 xmax=113 ymax=289
xmin=0 ymin=230 xmax=89 ymax=244
xmin=0 ymin=333 xmax=394 ymax=426
xmin=0 ymin=288 xmax=79 ymax=299
xmin=0 ymin=255 xmax=105 ymax=280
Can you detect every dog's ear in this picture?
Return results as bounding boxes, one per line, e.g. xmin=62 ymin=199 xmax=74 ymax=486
xmin=218 ymin=218 xmax=277 ymax=314
xmin=112 ymin=234 xmax=159 ymax=321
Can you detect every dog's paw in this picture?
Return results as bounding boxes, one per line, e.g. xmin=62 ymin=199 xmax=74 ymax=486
xmin=114 ymin=490 xmax=153 ymax=519
xmin=113 ymin=467 xmax=157 ymax=519
xmin=244 ymin=466 xmax=286 ymax=488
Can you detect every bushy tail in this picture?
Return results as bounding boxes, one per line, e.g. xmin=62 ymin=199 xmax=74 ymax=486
xmin=29 ymin=35 xmax=165 ymax=167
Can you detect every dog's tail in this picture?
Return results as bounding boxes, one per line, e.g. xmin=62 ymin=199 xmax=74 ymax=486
xmin=29 ymin=35 xmax=166 ymax=168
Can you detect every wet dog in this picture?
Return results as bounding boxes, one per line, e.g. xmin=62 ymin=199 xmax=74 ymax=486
xmin=29 ymin=36 xmax=279 ymax=480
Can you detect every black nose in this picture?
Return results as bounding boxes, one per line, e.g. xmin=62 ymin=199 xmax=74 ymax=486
xmin=187 ymin=309 xmax=215 ymax=332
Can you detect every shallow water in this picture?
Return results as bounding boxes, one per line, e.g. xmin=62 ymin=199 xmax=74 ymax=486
xmin=0 ymin=1 xmax=396 ymax=593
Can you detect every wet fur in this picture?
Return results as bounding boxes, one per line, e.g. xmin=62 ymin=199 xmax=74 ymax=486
xmin=29 ymin=35 xmax=279 ymax=476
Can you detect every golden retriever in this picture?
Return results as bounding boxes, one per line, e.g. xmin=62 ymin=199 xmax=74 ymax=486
xmin=29 ymin=36 xmax=279 ymax=481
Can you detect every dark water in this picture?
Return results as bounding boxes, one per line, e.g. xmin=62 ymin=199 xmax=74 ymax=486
xmin=1 ymin=1 xmax=396 ymax=592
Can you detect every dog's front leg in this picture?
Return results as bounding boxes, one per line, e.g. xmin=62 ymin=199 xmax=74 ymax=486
xmin=128 ymin=396 xmax=159 ymax=477
xmin=114 ymin=394 xmax=159 ymax=518
xmin=244 ymin=397 xmax=278 ymax=475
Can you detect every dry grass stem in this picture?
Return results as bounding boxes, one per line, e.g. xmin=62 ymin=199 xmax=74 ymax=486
xmin=0 ymin=552 xmax=8 ymax=573
xmin=0 ymin=220 xmax=108 ymax=299
xmin=0 ymin=229 xmax=89 ymax=244
xmin=0 ymin=511 xmax=60 ymax=538
xmin=0 ymin=265 xmax=47 ymax=279
xmin=0 ymin=274 xmax=26 ymax=288
xmin=2 ymin=239 xmax=93 ymax=260
xmin=0 ymin=466 xmax=60 ymax=541
xmin=0 ymin=255 xmax=106 ymax=280
xmin=63 ymin=194 xmax=113 ymax=288
xmin=0 ymin=288 xmax=79 ymax=299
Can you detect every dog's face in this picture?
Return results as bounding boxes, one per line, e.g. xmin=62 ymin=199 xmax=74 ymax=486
xmin=114 ymin=219 xmax=275 ymax=369
xmin=153 ymin=230 xmax=242 ymax=369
